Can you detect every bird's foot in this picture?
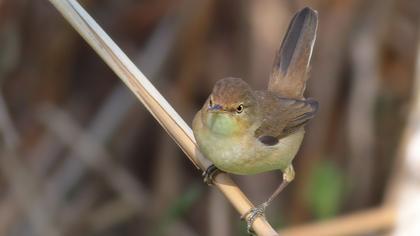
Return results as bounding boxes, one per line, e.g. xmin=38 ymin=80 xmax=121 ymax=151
xmin=241 ymin=202 xmax=268 ymax=235
xmin=202 ymin=164 xmax=222 ymax=185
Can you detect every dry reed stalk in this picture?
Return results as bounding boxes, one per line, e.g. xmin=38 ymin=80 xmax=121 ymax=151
xmin=47 ymin=0 xmax=278 ymax=235
xmin=390 ymin=27 xmax=420 ymax=236
xmin=0 ymin=94 xmax=60 ymax=236
xmin=279 ymin=206 xmax=395 ymax=236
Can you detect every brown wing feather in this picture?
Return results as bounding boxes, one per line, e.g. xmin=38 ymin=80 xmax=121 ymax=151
xmin=254 ymin=91 xmax=318 ymax=140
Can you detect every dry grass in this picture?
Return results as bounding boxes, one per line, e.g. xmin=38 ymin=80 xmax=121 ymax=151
xmin=47 ymin=0 xmax=278 ymax=235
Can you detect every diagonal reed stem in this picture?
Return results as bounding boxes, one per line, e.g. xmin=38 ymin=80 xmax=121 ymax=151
xmin=47 ymin=0 xmax=278 ymax=235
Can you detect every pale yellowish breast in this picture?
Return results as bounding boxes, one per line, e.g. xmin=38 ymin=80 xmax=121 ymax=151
xmin=192 ymin=110 xmax=305 ymax=175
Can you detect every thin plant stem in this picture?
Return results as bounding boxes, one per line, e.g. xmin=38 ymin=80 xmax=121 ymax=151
xmin=47 ymin=0 xmax=278 ymax=235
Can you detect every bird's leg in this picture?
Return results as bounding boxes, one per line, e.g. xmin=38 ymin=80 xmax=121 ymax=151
xmin=202 ymin=164 xmax=223 ymax=185
xmin=241 ymin=165 xmax=295 ymax=234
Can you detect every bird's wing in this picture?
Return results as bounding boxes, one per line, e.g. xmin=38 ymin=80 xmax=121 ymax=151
xmin=254 ymin=92 xmax=318 ymax=143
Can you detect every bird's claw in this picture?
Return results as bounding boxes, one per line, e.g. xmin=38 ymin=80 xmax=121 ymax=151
xmin=202 ymin=164 xmax=221 ymax=185
xmin=241 ymin=203 xmax=268 ymax=235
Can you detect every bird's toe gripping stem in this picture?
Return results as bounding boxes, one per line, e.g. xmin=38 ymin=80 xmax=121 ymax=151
xmin=241 ymin=202 xmax=268 ymax=235
xmin=202 ymin=164 xmax=222 ymax=185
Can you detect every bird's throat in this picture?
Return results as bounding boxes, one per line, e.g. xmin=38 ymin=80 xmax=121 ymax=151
xmin=205 ymin=112 xmax=241 ymax=136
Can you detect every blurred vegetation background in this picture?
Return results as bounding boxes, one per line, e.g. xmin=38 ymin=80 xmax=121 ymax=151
xmin=0 ymin=0 xmax=420 ymax=235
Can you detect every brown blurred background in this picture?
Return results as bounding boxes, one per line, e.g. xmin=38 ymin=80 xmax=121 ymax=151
xmin=0 ymin=0 xmax=420 ymax=235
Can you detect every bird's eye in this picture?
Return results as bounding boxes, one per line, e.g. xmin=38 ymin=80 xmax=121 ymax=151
xmin=236 ymin=104 xmax=244 ymax=113
xmin=208 ymin=98 xmax=213 ymax=107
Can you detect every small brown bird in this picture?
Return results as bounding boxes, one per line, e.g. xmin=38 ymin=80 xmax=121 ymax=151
xmin=193 ymin=7 xmax=318 ymax=233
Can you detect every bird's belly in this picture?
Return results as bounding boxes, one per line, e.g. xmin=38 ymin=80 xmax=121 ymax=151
xmin=196 ymin=127 xmax=305 ymax=175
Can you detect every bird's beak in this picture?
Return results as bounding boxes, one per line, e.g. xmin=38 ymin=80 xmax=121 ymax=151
xmin=208 ymin=104 xmax=223 ymax=112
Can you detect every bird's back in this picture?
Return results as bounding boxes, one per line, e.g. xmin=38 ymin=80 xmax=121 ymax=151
xmin=253 ymin=90 xmax=318 ymax=141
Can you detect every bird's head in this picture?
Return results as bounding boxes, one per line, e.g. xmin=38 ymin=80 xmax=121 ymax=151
xmin=201 ymin=77 xmax=258 ymax=135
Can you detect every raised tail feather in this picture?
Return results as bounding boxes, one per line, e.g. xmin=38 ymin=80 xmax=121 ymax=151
xmin=268 ymin=7 xmax=318 ymax=99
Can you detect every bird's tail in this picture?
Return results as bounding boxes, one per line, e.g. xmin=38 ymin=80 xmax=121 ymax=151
xmin=268 ymin=7 xmax=318 ymax=99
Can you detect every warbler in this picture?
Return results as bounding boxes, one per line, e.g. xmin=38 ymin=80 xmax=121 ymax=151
xmin=193 ymin=7 xmax=318 ymax=233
